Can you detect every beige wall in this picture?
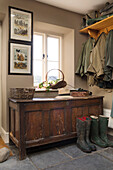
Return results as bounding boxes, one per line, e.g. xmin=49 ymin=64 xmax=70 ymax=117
xmin=1 ymin=15 xmax=8 ymax=132
xmin=89 ymin=86 xmax=113 ymax=109
xmin=0 ymin=0 xmax=87 ymax=132
xmin=63 ymin=30 xmax=74 ymax=88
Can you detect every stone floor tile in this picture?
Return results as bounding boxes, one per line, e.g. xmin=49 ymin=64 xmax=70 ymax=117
xmin=98 ymin=147 xmax=113 ymax=161
xmin=57 ymin=143 xmax=86 ymax=158
xmin=28 ymin=148 xmax=71 ymax=169
xmin=0 ymin=156 xmax=37 ymax=170
xmin=8 ymin=144 xmax=19 ymax=157
xmin=57 ymin=143 xmax=105 ymax=158
xmin=45 ymin=153 xmax=113 ymax=170
xmin=2 ymin=138 xmax=113 ymax=170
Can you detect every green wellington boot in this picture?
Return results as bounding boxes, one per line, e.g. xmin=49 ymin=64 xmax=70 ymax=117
xmin=76 ymin=118 xmax=91 ymax=153
xmin=82 ymin=117 xmax=96 ymax=151
xmin=99 ymin=115 xmax=113 ymax=147
xmin=90 ymin=116 xmax=107 ymax=148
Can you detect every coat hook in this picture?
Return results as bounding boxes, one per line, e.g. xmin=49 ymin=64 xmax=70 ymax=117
xmin=106 ymin=28 xmax=109 ymax=34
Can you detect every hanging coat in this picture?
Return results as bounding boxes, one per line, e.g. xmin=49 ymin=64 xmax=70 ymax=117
xmin=75 ymin=37 xmax=94 ymax=77
xmin=103 ymin=30 xmax=113 ymax=82
xmin=105 ymin=30 xmax=113 ymax=68
xmin=111 ymin=95 xmax=113 ymax=118
xmin=87 ymin=32 xmax=106 ymax=78
xmin=75 ymin=42 xmax=86 ymax=76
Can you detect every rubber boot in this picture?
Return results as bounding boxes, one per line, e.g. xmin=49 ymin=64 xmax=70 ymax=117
xmin=76 ymin=118 xmax=91 ymax=153
xmin=99 ymin=115 xmax=113 ymax=147
xmin=90 ymin=116 xmax=107 ymax=148
xmin=82 ymin=117 xmax=96 ymax=151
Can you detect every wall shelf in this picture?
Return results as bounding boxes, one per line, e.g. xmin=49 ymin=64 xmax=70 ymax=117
xmin=80 ymin=15 xmax=113 ymax=39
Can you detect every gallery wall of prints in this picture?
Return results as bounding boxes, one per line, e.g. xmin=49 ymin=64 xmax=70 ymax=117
xmin=9 ymin=6 xmax=33 ymax=75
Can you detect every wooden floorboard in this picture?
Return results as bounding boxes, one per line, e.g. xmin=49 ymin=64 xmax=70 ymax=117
xmin=0 ymin=137 xmax=13 ymax=156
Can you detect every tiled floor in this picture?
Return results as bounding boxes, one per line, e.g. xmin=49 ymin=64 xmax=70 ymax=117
xmin=1 ymin=139 xmax=113 ymax=170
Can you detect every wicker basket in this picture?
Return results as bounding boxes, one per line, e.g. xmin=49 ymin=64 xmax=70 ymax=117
xmin=10 ymin=88 xmax=35 ymax=99
xmin=45 ymin=69 xmax=67 ymax=89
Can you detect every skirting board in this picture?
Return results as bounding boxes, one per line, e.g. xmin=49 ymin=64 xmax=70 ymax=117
xmin=103 ymin=108 xmax=113 ymax=129
xmin=0 ymin=127 xmax=9 ymax=143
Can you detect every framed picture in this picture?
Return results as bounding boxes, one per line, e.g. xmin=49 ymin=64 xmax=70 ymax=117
xmin=9 ymin=42 xmax=32 ymax=75
xmin=9 ymin=6 xmax=33 ymax=42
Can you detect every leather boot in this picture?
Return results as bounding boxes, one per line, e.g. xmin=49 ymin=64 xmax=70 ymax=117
xmin=99 ymin=115 xmax=113 ymax=147
xmin=90 ymin=116 xmax=107 ymax=148
xmin=76 ymin=118 xmax=91 ymax=153
xmin=82 ymin=117 xmax=96 ymax=151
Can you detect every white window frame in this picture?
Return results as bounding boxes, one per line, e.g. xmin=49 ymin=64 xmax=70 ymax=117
xmin=33 ymin=32 xmax=62 ymax=86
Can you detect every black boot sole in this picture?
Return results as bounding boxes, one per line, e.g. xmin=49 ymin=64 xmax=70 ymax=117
xmin=76 ymin=143 xmax=92 ymax=153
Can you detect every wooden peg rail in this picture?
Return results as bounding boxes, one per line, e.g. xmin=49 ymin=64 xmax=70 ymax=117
xmin=80 ymin=15 xmax=113 ymax=39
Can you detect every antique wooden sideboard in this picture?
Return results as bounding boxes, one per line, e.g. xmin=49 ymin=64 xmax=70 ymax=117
xmin=9 ymin=96 xmax=103 ymax=160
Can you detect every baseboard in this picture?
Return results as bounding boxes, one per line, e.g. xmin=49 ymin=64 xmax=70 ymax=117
xmin=103 ymin=108 xmax=113 ymax=136
xmin=0 ymin=127 xmax=9 ymax=143
xmin=103 ymin=108 xmax=111 ymax=117
xmin=108 ymin=128 xmax=113 ymax=136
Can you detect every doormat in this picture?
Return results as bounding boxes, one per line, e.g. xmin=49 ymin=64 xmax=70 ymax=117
xmin=0 ymin=137 xmax=13 ymax=156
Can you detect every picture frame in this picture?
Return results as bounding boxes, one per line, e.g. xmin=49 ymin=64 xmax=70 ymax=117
xmin=9 ymin=41 xmax=32 ymax=75
xmin=9 ymin=6 xmax=33 ymax=42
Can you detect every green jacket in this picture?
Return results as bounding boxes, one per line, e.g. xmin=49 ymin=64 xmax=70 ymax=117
xmin=103 ymin=30 xmax=113 ymax=82
xmin=75 ymin=42 xmax=86 ymax=77
xmin=75 ymin=37 xmax=94 ymax=77
xmin=87 ymin=32 xmax=106 ymax=77
xmin=111 ymin=95 xmax=113 ymax=118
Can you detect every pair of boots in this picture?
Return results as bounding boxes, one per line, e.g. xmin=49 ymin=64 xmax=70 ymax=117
xmin=90 ymin=115 xmax=113 ymax=148
xmin=76 ymin=117 xmax=96 ymax=153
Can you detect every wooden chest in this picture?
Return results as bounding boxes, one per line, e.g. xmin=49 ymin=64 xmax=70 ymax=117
xmin=9 ymin=96 xmax=103 ymax=160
